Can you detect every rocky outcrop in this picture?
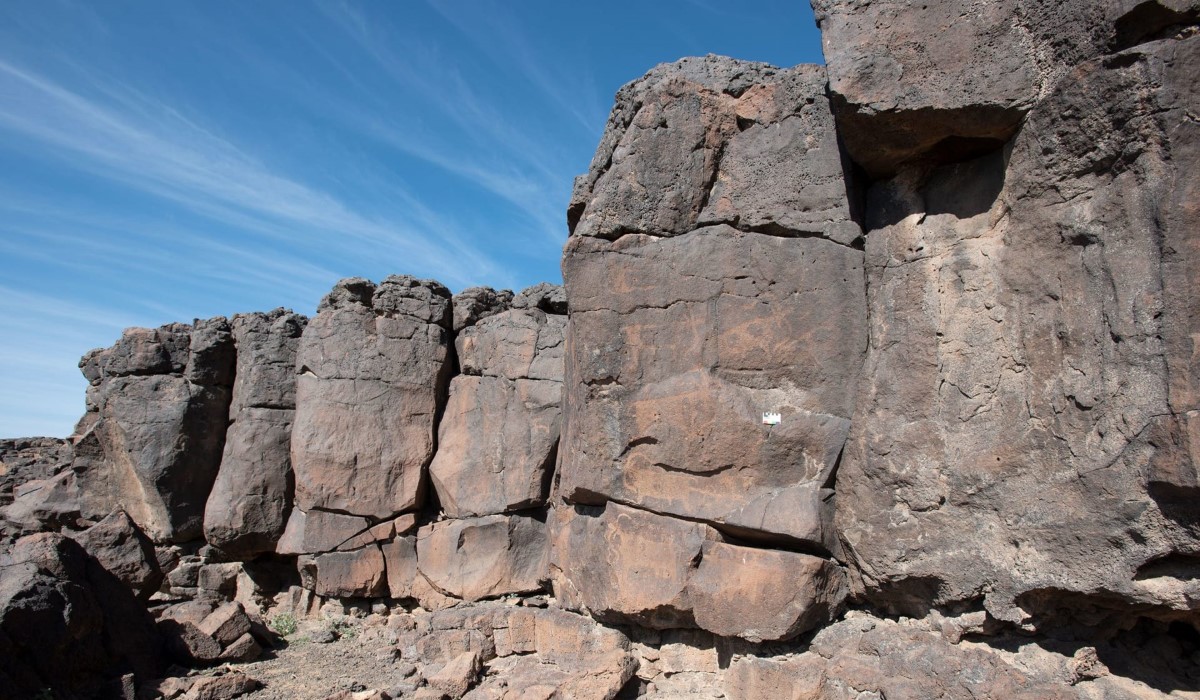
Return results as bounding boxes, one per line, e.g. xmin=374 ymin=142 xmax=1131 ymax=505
xmin=292 ymin=276 xmax=453 ymax=520
xmin=204 ymin=309 xmax=307 ymax=557
xmin=75 ymin=319 xmax=235 ymax=542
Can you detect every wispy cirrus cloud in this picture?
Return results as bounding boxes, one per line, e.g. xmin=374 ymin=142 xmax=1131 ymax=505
xmin=0 ymin=59 xmax=502 ymax=289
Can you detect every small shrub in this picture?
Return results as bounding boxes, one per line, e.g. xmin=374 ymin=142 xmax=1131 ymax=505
xmin=327 ymin=617 xmax=358 ymax=641
xmin=270 ymin=612 xmax=298 ymax=637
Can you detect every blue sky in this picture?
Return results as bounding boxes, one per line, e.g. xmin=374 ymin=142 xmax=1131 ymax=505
xmin=0 ymin=0 xmax=824 ymax=438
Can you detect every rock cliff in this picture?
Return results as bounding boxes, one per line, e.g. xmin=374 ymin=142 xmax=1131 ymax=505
xmin=2 ymin=1 xmax=1198 ymax=698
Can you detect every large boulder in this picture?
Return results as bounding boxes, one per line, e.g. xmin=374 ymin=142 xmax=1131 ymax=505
xmin=0 ymin=533 xmax=164 ymax=698
xmin=550 ymin=503 xmax=845 ymax=641
xmin=430 ymin=287 xmax=565 ymax=518
xmin=292 ymin=276 xmax=453 ymax=520
xmin=559 ymin=57 xmax=865 ymax=551
xmin=74 ymin=319 xmax=235 ymax=542
xmin=416 ymin=514 xmax=548 ymax=601
xmin=71 ymin=510 xmax=163 ymax=601
xmin=204 ymin=309 xmax=307 ymax=557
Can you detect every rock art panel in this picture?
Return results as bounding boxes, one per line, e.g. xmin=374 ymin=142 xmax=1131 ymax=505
xmin=561 ymin=226 xmax=862 ymax=549
xmin=292 ymin=276 xmax=453 ymax=519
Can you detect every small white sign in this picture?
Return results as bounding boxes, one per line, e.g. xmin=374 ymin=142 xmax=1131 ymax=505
xmin=762 ymin=411 xmax=782 ymax=426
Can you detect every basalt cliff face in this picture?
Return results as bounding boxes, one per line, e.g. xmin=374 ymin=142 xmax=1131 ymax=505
xmin=2 ymin=1 xmax=1199 ymax=699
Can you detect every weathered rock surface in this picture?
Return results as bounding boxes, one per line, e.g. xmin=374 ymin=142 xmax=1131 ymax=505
xmin=0 ymin=533 xmax=164 ymax=698
xmin=550 ymin=503 xmax=845 ymax=640
xmin=569 ymin=56 xmax=859 ymax=244
xmin=298 ymin=545 xmax=388 ymax=599
xmin=452 ymin=286 xmax=513 ymax=333
xmin=0 ymin=437 xmax=72 ymax=507
xmin=75 ymin=319 xmax=236 ymax=542
xmin=811 ymin=0 xmax=1200 ymax=176
xmin=561 ymin=223 xmax=861 ymax=549
xmin=292 ymin=276 xmax=453 ymax=519
xmin=417 ymin=514 xmax=547 ymax=601
xmin=72 ymin=510 xmax=163 ymax=600
xmin=834 ymin=29 xmax=1200 ymax=623
xmin=430 ymin=290 xmax=565 ymax=518
xmin=205 ymin=309 xmax=307 ymax=557
xmin=560 ymin=57 xmax=864 ymax=554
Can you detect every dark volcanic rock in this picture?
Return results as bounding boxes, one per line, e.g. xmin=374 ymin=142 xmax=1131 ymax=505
xmin=72 ymin=510 xmax=163 ymax=601
xmin=292 ymin=276 xmax=453 ymax=520
xmin=811 ymin=0 xmax=1200 ymax=176
xmin=416 ymin=514 xmax=548 ymax=601
xmin=835 ymin=31 xmax=1200 ymax=622
xmin=570 ymin=56 xmax=859 ymax=244
xmin=204 ymin=309 xmax=307 ymax=557
xmin=451 ymin=286 xmax=513 ymax=333
xmin=73 ymin=319 xmax=236 ymax=542
xmin=0 ymin=437 xmax=72 ymax=508
xmin=0 ymin=533 xmax=164 ymax=698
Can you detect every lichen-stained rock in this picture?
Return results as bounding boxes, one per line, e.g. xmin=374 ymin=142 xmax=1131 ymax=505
xmin=835 ymin=34 xmax=1200 ymax=621
xmin=810 ymin=0 xmax=1200 ymax=177
xmin=689 ymin=542 xmax=846 ymax=643
xmin=416 ymin=514 xmax=547 ymax=601
xmin=205 ymin=309 xmax=307 ymax=557
xmin=431 ymin=293 xmax=565 ymax=519
xmin=292 ymin=276 xmax=453 ymax=519
xmin=569 ymin=55 xmax=858 ymax=243
xmin=77 ymin=319 xmax=235 ymax=542
xmin=560 ymin=225 xmax=863 ymax=549
xmin=550 ymin=503 xmax=844 ymax=640
xmin=297 ymin=545 xmax=387 ymax=598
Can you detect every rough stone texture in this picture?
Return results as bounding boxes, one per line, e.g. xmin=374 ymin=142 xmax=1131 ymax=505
xmin=75 ymin=319 xmax=236 ymax=542
xmin=690 ymin=541 xmax=847 ymax=643
xmin=452 ymin=286 xmax=513 ymax=333
xmin=198 ymin=602 xmax=253 ymax=648
xmin=569 ymin=56 xmax=859 ymax=244
xmin=810 ymin=0 xmax=1200 ymax=177
xmin=292 ymin=276 xmax=453 ymax=519
xmin=298 ymin=546 xmax=387 ymax=599
xmin=510 ymin=282 xmax=567 ymax=315
xmin=0 ymin=533 xmax=164 ymax=698
xmin=550 ymin=503 xmax=844 ymax=640
xmin=0 ymin=437 xmax=72 ymax=507
xmin=276 ymin=507 xmax=370 ymax=555
xmin=382 ymin=536 xmax=419 ymax=599
xmin=72 ymin=510 xmax=163 ymax=601
xmin=416 ymin=515 xmax=548 ymax=601
xmin=204 ymin=309 xmax=307 ymax=557
xmin=835 ymin=32 xmax=1200 ymax=623
xmin=561 ymin=224 xmax=863 ymax=549
xmin=1 ymin=468 xmax=84 ymax=537
xmin=430 ymin=301 xmax=565 ymax=518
